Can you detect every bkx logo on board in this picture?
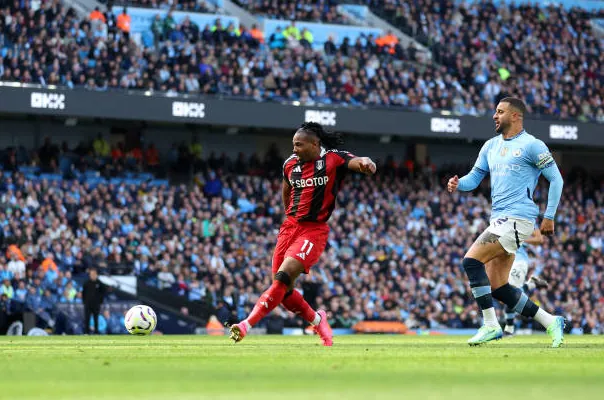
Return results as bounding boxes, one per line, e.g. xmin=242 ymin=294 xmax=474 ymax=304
xmin=549 ymin=125 xmax=578 ymax=140
xmin=30 ymin=92 xmax=66 ymax=110
xmin=305 ymin=110 xmax=336 ymax=126
xmin=172 ymin=101 xmax=206 ymax=118
xmin=430 ymin=117 xmax=461 ymax=133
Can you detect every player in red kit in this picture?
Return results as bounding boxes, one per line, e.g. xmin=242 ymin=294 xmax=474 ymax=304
xmin=229 ymin=122 xmax=377 ymax=346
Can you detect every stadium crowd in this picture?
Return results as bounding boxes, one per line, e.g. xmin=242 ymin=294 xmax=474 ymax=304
xmin=233 ymin=0 xmax=348 ymax=24
xmin=1 ymin=0 xmax=602 ymax=120
xmin=0 ymin=138 xmax=602 ymax=335
xmin=112 ymin=1 xmax=214 ymax=13
xmin=363 ymin=0 xmax=604 ymax=122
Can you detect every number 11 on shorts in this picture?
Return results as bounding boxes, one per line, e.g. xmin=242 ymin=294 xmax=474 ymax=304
xmin=301 ymin=240 xmax=314 ymax=255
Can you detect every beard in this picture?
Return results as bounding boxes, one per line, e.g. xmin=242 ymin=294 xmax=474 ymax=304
xmin=495 ymin=120 xmax=508 ymax=133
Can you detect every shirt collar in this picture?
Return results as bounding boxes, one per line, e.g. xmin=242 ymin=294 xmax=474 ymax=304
xmin=503 ymin=130 xmax=526 ymax=141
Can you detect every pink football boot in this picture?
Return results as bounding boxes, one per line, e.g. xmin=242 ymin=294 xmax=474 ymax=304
xmin=313 ymin=310 xmax=333 ymax=346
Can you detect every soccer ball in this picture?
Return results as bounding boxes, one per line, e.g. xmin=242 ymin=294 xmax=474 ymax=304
xmin=125 ymin=305 xmax=157 ymax=335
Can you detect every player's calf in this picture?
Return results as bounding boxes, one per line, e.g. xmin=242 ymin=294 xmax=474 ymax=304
xmin=282 ymin=289 xmax=321 ymax=325
xmin=493 ymin=283 xmax=538 ymax=318
xmin=281 ymin=290 xmax=331 ymax=346
xmin=492 ymin=283 xmax=564 ymax=347
xmin=462 ymin=258 xmax=498 ymax=327
xmin=230 ymin=271 xmax=291 ymax=343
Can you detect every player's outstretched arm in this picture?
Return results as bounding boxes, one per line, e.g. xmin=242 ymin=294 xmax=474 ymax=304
xmin=449 ymin=141 xmax=489 ymax=193
xmin=348 ymin=157 xmax=377 ymax=175
xmin=447 ymin=167 xmax=487 ymax=193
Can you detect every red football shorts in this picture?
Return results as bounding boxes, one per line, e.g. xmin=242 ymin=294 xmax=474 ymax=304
xmin=272 ymin=217 xmax=329 ymax=274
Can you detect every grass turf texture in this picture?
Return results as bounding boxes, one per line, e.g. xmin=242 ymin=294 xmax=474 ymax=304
xmin=1 ymin=335 xmax=603 ymax=400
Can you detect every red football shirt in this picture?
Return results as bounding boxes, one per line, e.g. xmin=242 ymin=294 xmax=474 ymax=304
xmin=283 ymin=148 xmax=354 ymax=223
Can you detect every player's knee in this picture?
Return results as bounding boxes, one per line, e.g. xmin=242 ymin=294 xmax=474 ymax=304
xmin=274 ymin=271 xmax=292 ymax=287
xmin=462 ymin=257 xmax=483 ymax=269
xmin=462 ymin=258 xmax=484 ymax=273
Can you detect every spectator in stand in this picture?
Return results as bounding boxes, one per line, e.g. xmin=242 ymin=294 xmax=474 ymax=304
xmin=7 ymin=253 xmax=25 ymax=280
xmin=89 ymin=6 xmax=106 ymax=24
xmin=145 ymin=143 xmax=161 ymax=172
xmin=269 ymin=26 xmax=287 ymax=49
xmin=300 ymin=28 xmax=314 ymax=49
xmin=116 ymin=7 xmax=132 ymax=40
xmin=93 ymin=133 xmax=111 ymax=159
xmin=375 ymin=30 xmax=402 ymax=57
xmin=14 ymin=281 xmax=28 ymax=308
xmin=0 ymin=278 xmax=14 ymax=299
xmin=250 ymin=23 xmax=265 ymax=46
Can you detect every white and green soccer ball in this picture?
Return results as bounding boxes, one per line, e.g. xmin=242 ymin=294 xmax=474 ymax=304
xmin=125 ymin=305 xmax=157 ymax=335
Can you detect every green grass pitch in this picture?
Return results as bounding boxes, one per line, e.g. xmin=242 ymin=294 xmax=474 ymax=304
xmin=1 ymin=335 xmax=603 ymax=400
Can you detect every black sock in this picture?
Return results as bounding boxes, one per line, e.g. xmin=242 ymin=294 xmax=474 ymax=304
xmin=492 ymin=283 xmax=539 ymax=318
xmin=462 ymin=258 xmax=493 ymax=311
xmin=505 ymin=305 xmax=515 ymax=327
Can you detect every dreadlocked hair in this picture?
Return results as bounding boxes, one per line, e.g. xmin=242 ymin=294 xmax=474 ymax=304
xmin=298 ymin=122 xmax=344 ymax=150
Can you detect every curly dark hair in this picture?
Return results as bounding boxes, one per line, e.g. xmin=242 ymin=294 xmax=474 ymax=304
xmin=298 ymin=122 xmax=344 ymax=150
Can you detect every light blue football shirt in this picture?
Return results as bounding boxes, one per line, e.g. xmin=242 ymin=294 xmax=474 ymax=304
xmin=461 ymin=130 xmax=559 ymax=221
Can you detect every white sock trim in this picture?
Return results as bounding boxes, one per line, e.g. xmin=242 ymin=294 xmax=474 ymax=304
xmin=483 ymin=307 xmax=499 ymax=327
xmin=534 ymin=308 xmax=556 ymax=328
xmin=242 ymin=320 xmax=252 ymax=330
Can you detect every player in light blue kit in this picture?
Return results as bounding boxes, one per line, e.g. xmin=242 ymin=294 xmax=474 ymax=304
xmin=447 ymin=97 xmax=565 ymax=347
xmin=504 ymin=228 xmax=549 ymax=336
